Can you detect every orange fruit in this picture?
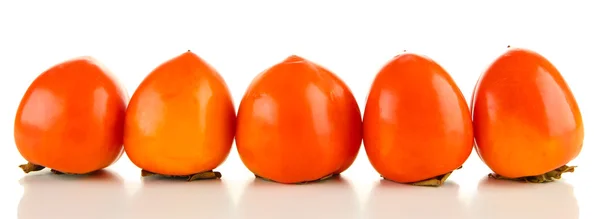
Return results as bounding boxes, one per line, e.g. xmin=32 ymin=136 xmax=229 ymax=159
xmin=471 ymin=47 xmax=584 ymax=182
xmin=235 ymin=55 xmax=362 ymax=184
xmin=363 ymin=53 xmax=473 ymax=186
xmin=124 ymin=51 xmax=235 ymax=180
xmin=14 ymin=57 xmax=128 ymax=174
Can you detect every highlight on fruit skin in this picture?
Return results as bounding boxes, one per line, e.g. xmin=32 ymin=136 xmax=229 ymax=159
xmin=471 ymin=47 xmax=584 ymax=183
xmin=235 ymin=55 xmax=363 ymax=184
xmin=14 ymin=56 xmax=128 ymax=175
xmin=123 ymin=50 xmax=235 ymax=181
xmin=363 ymin=53 xmax=473 ymax=187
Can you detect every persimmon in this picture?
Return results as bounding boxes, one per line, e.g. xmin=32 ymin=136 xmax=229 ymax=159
xmin=471 ymin=47 xmax=584 ymax=182
xmin=14 ymin=57 xmax=128 ymax=174
xmin=236 ymin=55 xmax=362 ymax=184
xmin=363 ymin=53 xmax=473 ymax=186
xmin=124 ymin=51 xmax=235 ymax=181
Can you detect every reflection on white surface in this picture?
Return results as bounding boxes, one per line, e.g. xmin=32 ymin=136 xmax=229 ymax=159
xmin=18 ymin=170 xmax=127 ymax=219
xmin=126 ymin=176 xmax=234 ymax=219
xmin=11 ymin=167 xmax=585 ymax=219
xmin=364 ymin=179 xmax=467 ymax=219
xmin=470 ymin=177 xmax=579 ymax=219
xmin=236 ymin=176 xmax=360 ymax=219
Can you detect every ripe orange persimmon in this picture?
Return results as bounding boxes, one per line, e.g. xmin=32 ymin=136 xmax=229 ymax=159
xmin=471 ymin=47 xmax=584 ymax=182
xmin=236 ymin=55 xmax=362 ymax=184
xmin=363 ymin=53 xmax=473 ymax=186
xmin=14 ymin=57 xmax=128 ymax=174
xmin=124 ymin=51 xmax=235 ymax=180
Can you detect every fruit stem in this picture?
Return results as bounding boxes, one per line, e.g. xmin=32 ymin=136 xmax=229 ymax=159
xmin=489 ymin=165 xmax=576 ymax=183
xmin=19 ymin=162 xmax=45 ymax=173
xmin=141 ymin=169 xmax=222 ymax=181
xmin=255 ymin=173 xmax=335 ymax=184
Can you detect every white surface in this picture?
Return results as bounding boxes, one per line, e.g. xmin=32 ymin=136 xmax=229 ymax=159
xmin=0 ymin=0 xmax=599 ymax=218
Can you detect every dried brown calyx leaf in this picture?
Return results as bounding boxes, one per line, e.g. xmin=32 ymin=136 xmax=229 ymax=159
xmin=410 ymin=166 xmax=462 ymax=187
xmin=141 ymin=169 xmax=222 ymax=181
xmin=255 ymin=173 xmax=335 ymax=184
xmin=19 ymin=162 xmax=45 ymax=173
xmin=489 ymin=165 xmax=576 ymax=183
xmin=383 ymin=166 xmax=462 ymax=187
xmin=49 ymin=169 xmax=89 ymax=175
xmin=19 ymin=162 xmax=87 ymax=175
xmin=51 ymin=169 xmax=65 ymax=174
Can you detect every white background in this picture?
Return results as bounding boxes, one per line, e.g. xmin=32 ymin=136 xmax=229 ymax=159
xmin=0 ymin=0 xmax=598 ymax=218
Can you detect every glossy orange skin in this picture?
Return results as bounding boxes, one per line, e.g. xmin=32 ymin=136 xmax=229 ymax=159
xmin=471 ymin=48 xmax=584 ymax=178
xmin=363 ymin=53 xmax=473 ymax=183
xmin=14 ymin=57 xmax=128 ymax=174
xmin=124 ymin=51 xmax=235 ymax=176
xmin=236 ymin=55 xmax=362 ymax=184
